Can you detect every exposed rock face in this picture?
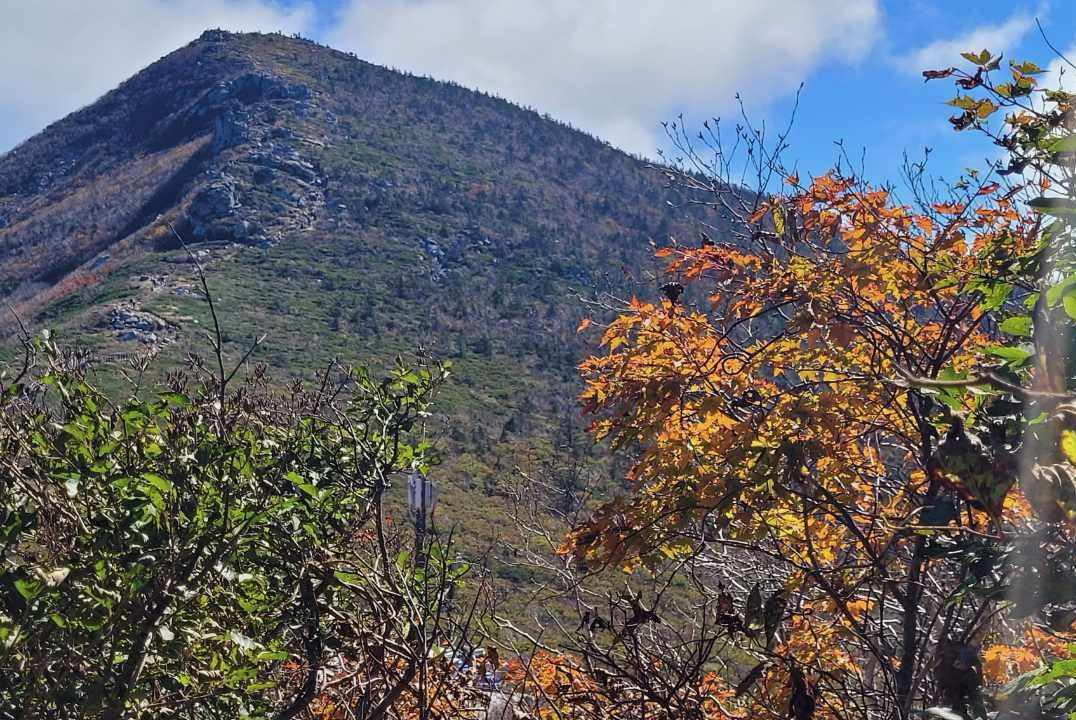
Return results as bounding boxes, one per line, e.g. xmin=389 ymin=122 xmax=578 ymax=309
xmin=174 ymin=68 xmax=324 ymax=248
xmin=168 ymin=72 xmax=310 ymax=154
xmin=117 ymin=328 xmax=158 ymax=343
xmin=188 ymin=177 xmax=240 ymax=239
xmin=182 ymin=133 xmax=324 ymax=245
xmin=244 ymin=150 xmax=318 ymax=183
xmin=110 ymin=307 xmax=167 ymax=331
xmin=109 ymin=306 xmax=171 ymax=344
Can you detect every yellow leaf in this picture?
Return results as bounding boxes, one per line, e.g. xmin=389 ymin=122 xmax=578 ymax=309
xmin=772 ymin=205 xmax=785 ymax=235
xmin=1061 ymin=429 xmax=1076 ymax=466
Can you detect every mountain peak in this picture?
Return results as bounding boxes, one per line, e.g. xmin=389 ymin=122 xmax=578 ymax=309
xmin=0 ymin=28 xmax=717 ymax=363
xmin=0 ymin=29 xmax=722 ymax=555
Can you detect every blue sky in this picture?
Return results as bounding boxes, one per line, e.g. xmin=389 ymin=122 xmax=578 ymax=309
xmin=2 ymin=0 xmax=1074 ymax=191
xmin=768 ymin=0 xmax=1076 ymax=186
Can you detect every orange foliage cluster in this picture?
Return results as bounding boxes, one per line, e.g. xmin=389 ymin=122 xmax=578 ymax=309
xmin=503 ymin=652 xmax=740 ymax=719
xmin=569 ymin=171 xmax=1036 ymax=561
xmin=563 ymin=171 xmax=1051 ymax=716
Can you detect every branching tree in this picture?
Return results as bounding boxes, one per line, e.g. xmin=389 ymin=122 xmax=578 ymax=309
xmin=558 ymin=45 xmax=1076 ymax=720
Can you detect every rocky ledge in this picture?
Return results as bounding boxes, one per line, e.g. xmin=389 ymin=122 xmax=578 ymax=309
xmin=108 ymin=306 xmax=172 ymax=344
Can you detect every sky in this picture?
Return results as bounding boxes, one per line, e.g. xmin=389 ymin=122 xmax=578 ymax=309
xmin=1 ymin=0 xmax=1074 ymax=188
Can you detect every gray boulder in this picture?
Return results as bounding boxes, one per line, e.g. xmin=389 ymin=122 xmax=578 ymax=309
xmin=189 ymin=178 xmax=239 ymax=221
xmin=110 ymin=308 xmax=167 ymax=332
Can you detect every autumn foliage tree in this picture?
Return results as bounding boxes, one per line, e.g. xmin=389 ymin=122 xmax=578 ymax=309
xmin=561 ymin=45 xmax=1076 ymax=720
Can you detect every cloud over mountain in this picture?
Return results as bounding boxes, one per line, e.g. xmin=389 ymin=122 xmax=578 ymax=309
xmin=0 ymin=0 xmax=312 ymax=152
xmin=899 ymin=8 xmax=1036 ymax=75
xmin=328 ymin=0 xmax=881 ymax=156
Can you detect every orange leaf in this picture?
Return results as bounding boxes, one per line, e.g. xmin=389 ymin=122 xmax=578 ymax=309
xmin=932 ymin=201 xmax=965 ymax=215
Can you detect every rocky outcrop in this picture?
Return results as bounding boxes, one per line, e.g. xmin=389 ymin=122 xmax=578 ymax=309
xmin=161 ymin=72 xmax=310 ymax=154
xmin=419 ymin=232 xmax=497 ymax=282
xmin=243 ymin=150 xmax=318 ymax=183
xmin=167 ymin=59 xmax=326 ymax=249
xmin=183 ymin=130 xmax=324 ymax=247
xmin=189 ymin=177 xmax=239 ymax=221
xmin=108 ymin=306 xmax=171 ymax=344
xmin=186 ymin=176 xmax=256 ymax=242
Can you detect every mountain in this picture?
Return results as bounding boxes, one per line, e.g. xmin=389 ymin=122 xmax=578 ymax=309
xmin=0 ymin=31 xmax=723 ymax=587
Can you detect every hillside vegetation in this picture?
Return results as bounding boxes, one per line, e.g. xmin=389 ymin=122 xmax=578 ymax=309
xmin=0 ymin=31 xmax=726 ymax=583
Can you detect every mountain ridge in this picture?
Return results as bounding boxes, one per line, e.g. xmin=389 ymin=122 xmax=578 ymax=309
xmin=0 ymin=30 xmax=726 ymax=586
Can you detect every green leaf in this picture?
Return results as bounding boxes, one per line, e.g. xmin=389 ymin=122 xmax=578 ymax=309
xmin=333 ymin=570 xmax=362 ymax=585
xmin=1012 ymin=60 xmax=1044 ymax=75
xmin=983 ymin=345 xmax=1033 ymax=368
xmin=158 ymin=391 xmax=190 ymax=407
xmin=936 ymin=390 xmax=966 ymax=412
xmin=227 ymin=667 xmax=257 ymax=685
xmin=1028 ymin=658 xmax=1076 ymax=687
xmin=934 ymin=369 xmax=969 ymax=411
xmin=141 ymin=486 xmax=164 ymax=512
xmin=979 ymin=282 xmax=1012 ymax=311
xmin=141 ymin=472 xmax=173 ymax=496
xmin=946 ymin=95 xmax=977 ymax=110
xmin=999 ymin=315 xmax=1032 ymax=336
xmin=1028 ymin=197 xmax=1076 ymax=216
xmin=14 ymin=579 xmax=38 ymax=601
xmin=1064 ymin=292 xmax=1076 ymax=322
xmin=285 ymin=471 xmax=318 ymax=498
xmin=961 ymin=49 xmax=991 ymax=65
xmin=1044 ymin=135 xmax=1076 ymax=154
xmin=60 ymin=422 xmax=88 ymax=443
xmin=1047 ymin=274 xmax=1076 ymax=306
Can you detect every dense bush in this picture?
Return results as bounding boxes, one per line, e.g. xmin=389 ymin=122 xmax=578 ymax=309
xmin=0 ymin=328 xmax=459 ymax=718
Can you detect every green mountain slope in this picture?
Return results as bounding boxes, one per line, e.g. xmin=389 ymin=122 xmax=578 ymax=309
xmin=0 ymin=31 xmax=724 ymax=593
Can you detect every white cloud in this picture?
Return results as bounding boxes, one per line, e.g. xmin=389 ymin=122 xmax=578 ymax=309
xmin=327 ymin=0 xmax=881 ymax=157
xmin=1042 ymin=32 xmax=1076 ymax=92
xmin=900 ymin=9 xmax=1036 ymax=75
xmin=0 ymin=0 xmax=313 ymax=153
